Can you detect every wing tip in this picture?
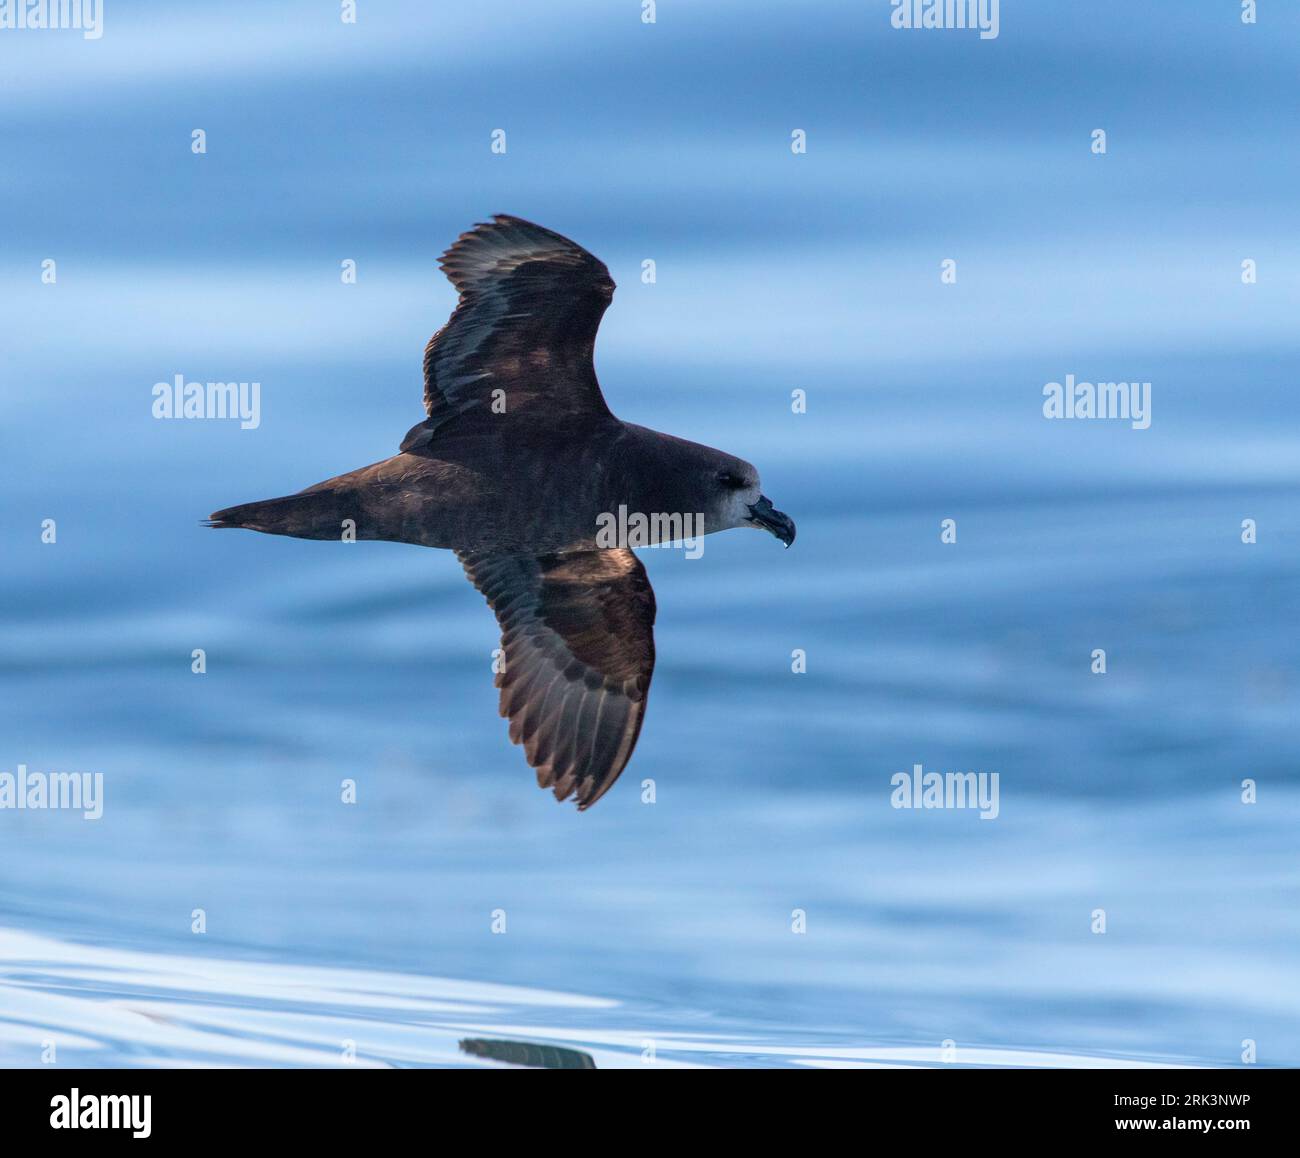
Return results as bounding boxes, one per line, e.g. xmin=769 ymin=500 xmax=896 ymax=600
xmin=436 ymin=214 xmax=610 ymax=295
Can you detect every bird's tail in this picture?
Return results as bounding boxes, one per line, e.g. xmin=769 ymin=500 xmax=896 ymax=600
xmin=205 ymin=490 xmax=354 ymax=540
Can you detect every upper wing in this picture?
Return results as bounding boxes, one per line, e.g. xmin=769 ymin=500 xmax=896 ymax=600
xmin=403 ymin=215 xmax=616 ymax=450
xmin=458 ymin=547 xmax=656 ymax=810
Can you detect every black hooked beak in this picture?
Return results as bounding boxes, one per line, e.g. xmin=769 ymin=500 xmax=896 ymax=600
xmin=747 ymin=495 xmax=796 ymax=548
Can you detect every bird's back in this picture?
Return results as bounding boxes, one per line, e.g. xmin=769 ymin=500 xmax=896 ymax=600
xmin=358 ymin=410 xmax=632 ymax=553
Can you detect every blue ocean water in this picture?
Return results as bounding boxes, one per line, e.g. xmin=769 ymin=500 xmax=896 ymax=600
xmin=1 ymin=1 xmax=1297 ymax=1067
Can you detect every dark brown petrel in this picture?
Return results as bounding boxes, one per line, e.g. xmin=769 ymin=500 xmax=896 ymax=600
xmin=208 ymin=215 xmax=795 ymax=809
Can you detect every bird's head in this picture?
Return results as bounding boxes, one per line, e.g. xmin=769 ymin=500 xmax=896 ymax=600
xmin=704 ymin=454 xmax=796 ymax=548
xmin=618 ymin=426 xmax=796 ymax=548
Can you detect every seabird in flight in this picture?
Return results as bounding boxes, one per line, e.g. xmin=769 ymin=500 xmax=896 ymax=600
xmin=209 ymin=215 xmax=795 ymax=809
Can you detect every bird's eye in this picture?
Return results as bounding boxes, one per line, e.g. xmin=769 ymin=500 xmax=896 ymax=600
xmin=717 ymin=471 xmax=748 ymax=490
